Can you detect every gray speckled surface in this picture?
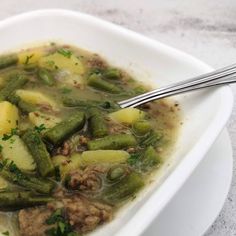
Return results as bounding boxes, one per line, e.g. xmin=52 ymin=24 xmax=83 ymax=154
xmin=0 ymin=1 xmax=236 ymax=235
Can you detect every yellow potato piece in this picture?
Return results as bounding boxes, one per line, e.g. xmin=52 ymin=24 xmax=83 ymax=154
xmin=16 ymin=90 xmax=58 ymax=110
xmin=18 ymin=48 xmax=44 ymax=65
xmin=29 ymin=111 xmax=61 ymax=129
xmin=52 ymin=154 xmax=82 ymax=178
xmin=109 ymin=108 xmax=145 ymax=124
xmin=0 ymin=101 xmax=19 ymax=135
xmin=39 ymin=52 xmax=84 ymax=75
xmin=0 ymin=135 xmax=36 ymax=171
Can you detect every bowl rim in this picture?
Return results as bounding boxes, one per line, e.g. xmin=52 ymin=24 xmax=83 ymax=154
xmin=0 ymin=9 xmax=233 ymax=236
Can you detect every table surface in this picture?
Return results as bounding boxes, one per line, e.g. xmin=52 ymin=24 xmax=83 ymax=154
xmin=1 ymin=1 xmax=236 ymax=235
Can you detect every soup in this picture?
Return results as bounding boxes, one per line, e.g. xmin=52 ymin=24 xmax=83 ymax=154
xmin=0 ymin=43 xmax=180 ymax=235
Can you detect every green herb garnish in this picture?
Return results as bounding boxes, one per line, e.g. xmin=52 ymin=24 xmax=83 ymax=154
xmin=60 ymin=87 xmax=72 ymax=94
xmin=34 ymin=124 xmax=46 ymax=134
xmin=24 ymin=54 xmax=34 ymax=65
xmin=127 ymin=153 xmax=142 ymax=166
xmin=0 ymin=144 xmax=3 ymax=153
xmin=2 ymin=231 xmax=9 ymax=236
xmin=57 ymin=48 xmax=72 ymax=58
xmin=2 ymin=128 xmax=19 ymax=141
xmin=45 ymin=208 xmax=80 ymax=236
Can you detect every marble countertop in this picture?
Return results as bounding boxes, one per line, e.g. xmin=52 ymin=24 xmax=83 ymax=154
xmin=1 ymin=0 xmax=236 ymax=235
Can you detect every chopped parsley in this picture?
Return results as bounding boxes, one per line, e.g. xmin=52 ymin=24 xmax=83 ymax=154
xmin=34 ymin=124 xmax=46 ymax=134
xmin=24 ymin=54 xmax=34 ymax=65
xmin=2 ymin=128 xmax=19 ymax=141
xmin=0 ymin=144 xmax=3 ymax=153
xmin=127 ymin=152 xmax=142 ymax=166
xmin=45 ymin=208 xmax=80 ymax=236
xmin=2 ymin=231 xmax=9 ymax=236
xmin=60 ymin=87 xmax=72 ymax=94
xmin=57 ymin=48 xmax=72 ymax=58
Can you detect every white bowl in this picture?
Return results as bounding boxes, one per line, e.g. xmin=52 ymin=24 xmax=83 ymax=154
xmin=0 ymin=9 xmax=233 ymax=236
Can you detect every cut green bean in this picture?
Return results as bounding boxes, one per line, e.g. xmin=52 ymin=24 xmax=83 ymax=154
xmin=87 ymin=73 xmax=120 ymax=93
xmin=87 ymin=134 xmax=137 ymax=150
xmin=37 ymin=68 xmax=55 ymax=86
xmin=0 ymin=74 xmax=28 ymax=101
xmin=132 ymin=120 xmax=151 ymax=136
xmin=22 ymin=129 xmax=54 ymax=177
xmin=103 ymin=172 xmax=144 ymax=204
xmin=62 ymin=97 xmax=119 ymax=111
xmin=88 ymin=108 xmax=108 ymax=138
xmin=0 ymin=191 xmax=53 ymax=211
xmin=0 ymin=167 xmax=55 ymax=194
xmin=0 ymin=54 xmax=18 ymax=69
xmin=103 ymin=68 xmax=120 ymax=80
xmin=44 ymin=111 xmax=85 ymax=146
xmin=140 ymin=146 xmax=160 ymax=171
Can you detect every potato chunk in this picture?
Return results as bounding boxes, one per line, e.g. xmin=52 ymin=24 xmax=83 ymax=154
xmin=29 ymin=111 xmax=61 ymax=129
xmin=109 ymin=108 xmax=145 ymax=124
xmin=39 ymin=52 xmax=84 ymax=75
xmin=18 ymin=48 xmax=44 ymax=65
xmin=0 ymin=135 xmax=36 ymax=171
xmin=0 ymin=101 xmax=19 ymax=135
xmin=16 ymin=90 xmax=58 ymax=110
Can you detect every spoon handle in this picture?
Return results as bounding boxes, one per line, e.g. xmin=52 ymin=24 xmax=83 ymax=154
xmin=118 ymin=64 xmax=236 ymax=108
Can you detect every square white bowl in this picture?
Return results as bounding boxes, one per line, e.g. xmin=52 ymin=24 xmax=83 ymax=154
xmin=0 ymin=9 xmax=233 ymax=236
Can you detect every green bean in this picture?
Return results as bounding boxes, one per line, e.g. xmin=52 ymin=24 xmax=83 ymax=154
xmin=22 ymin=129 xmax=54 ymax=177
xmin=0 ymin=74 xmax=28 ymax=101
xmin=133 ymin=120 xmax=151 ymax=136
xmin=0 ymin=191 xmax=53 ymax=211
xmin=44 ymin=111 xmax=85 ymax=146
xmin=106 ymin=165 xmax=128 ymax=182
xmin=0 ymin=54 xmax=18 ymax=69
xmin=103 ymin=68 xmax=120 ymax=80
xmin=0 ymin=168 xmax=55 ymax=194
xmin=87 ymin=73 xmax=120 ymax=93
xmin=88 ymin=108 xmax=108 ymax=138
xmin=37 ymin=68 xmax=55 ymax=86
xmin=139 ymin=131 xmax=163 ymax=147
xmin=140 ymin=146 xmax=160 ymax=171
xmin=62 ymin=97 xmax=119 ymax=111
xmin=87 ymin=134 xmax=137 ymax=150
xmin=103 ymin=172 xmax=144 ymax=204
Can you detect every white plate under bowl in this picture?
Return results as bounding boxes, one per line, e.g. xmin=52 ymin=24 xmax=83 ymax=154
xmin=143 ymin=129 xmax=233 ymax=236
xmin=0 ymin=10 xmax=233 ymax=236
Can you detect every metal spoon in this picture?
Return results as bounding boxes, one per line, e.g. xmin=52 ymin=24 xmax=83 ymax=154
xmin=118 ymin=64 xmax=236 ymax=108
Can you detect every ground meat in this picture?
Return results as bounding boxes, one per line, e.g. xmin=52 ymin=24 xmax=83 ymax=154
xmin=66 ymin=165 xmax=107 ymax=192
xmin=56 ymin=141 xmax=71 ymax=156
xmin=87 ymin=55 xmax=107 ymax=69
xmin=18 ymin=194 xmax=113 ymax=235
xmin=18 ymin=207 xmax=53 ymax=236
xmin=62 ymin=194 xmax=112 ymax=233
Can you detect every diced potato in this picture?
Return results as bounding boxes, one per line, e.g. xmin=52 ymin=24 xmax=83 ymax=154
xmin=16 ymin=90 xmax=58 ymax=110
xmin=109 ymin=108 xmax=145 ymax=124
xmin=0 ymin=177 xmax=8 ymax=189
xmin=39 ymin=52 xmax=84 ymax=75
xmin=0 ymin=135 xmax=36 ymax=171
xmin=0 ymin=101 xmax=19 ymax=135
xmin=52 ymin=155 xmax=68 ymax=166
xmin=81 ymin=150 xmax=130 ymax=165
xmin=29 ymin=111 xmax=61 ymax=129
xmin=52 ymin=153 xmax=82 ymax=178
xmin=18 ymin=48 xmax=44 ymax=65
